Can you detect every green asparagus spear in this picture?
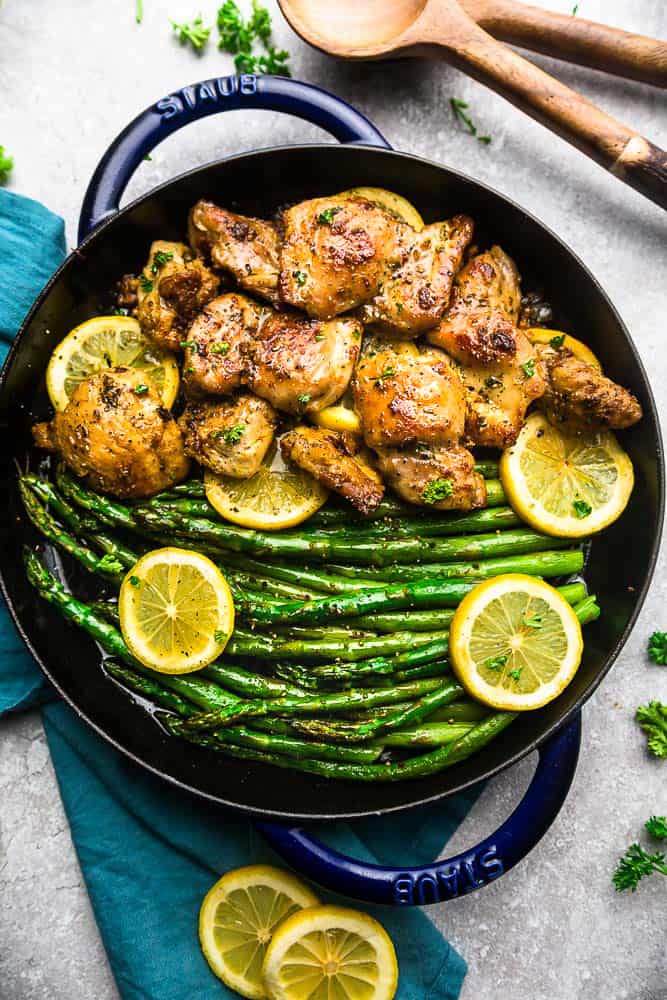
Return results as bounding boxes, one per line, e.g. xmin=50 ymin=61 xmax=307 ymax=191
xmin=56 ymin=467 xmax=139 ymax=530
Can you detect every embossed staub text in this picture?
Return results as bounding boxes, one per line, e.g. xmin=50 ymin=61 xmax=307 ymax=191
xmin=155 ymin=75 xmax=257 ymax=119
xmin=392 ymin=847 xmax=504 ymax=904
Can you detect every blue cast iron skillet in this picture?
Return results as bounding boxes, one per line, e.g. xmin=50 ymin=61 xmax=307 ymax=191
xmin=1 ymin=76 xmax=662 ymax=906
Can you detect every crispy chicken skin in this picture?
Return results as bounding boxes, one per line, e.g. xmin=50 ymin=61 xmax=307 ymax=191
xmin=537 ymin=345 xmax=643 ymax=431
xmin=428 ymin=247 xmax=545 ymax=448
xmin=279 ymin=196 xmax=403 ymax=319
xmin=247 ymin=312 xmax=361 ymax=416
xmin=32 ymin=368 xmax=189 ymax=498
xmin=280 ymin=426 xmax=384 ymax=515
xmin=178 ymin=393 xmax=277 ymax=478
xmin=375 ymin=444 xmax=486 ymax=511
xmin=136 ymin=241 xmax=220 ymax=353
xmin=188 ymin=201 xmax=280 ymax=305
xmin=357 ymin=216 xmax=474 ymax=338
xmin=352 ymin=341 xmax=466 ymax=450
xmin=181 ymin=293 xmax=267 ymax=397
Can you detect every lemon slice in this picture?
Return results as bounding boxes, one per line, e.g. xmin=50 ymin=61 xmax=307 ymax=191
xmin=338 ymin=186 xmax=424 ymax=231
xmin=119 ymin=548 xmax=234 ymax=673
xmin=313 ymin=403 xmax=361 ymax=434
xmin=46 ymin=315 xmax=179 ymax=411
xmin=263 ymin=904 xmax=398 ymax=1000
xmin=500 ymin=411 xmax=634 ymax=538
xmin=449 ymin=574 xmax=583 ymax=711
xmin=205 ymin=444 xmax=328 ymax=531
xmin=525 ymin=327 xmax=601 ymax=371
xmin=199 ymin=866 xmax=320 ymax=1000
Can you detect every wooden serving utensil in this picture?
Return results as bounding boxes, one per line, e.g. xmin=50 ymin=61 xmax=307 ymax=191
xmin=279 ymin=0 xmax=667 ymax=209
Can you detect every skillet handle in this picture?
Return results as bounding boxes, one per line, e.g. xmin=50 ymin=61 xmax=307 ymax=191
xmin=78 ymin=75 xmax=390 ymax=243
xmin=257 ymin=714 xmax=581 ymax=906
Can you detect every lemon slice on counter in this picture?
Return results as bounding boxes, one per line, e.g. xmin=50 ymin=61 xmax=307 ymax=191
xmin=46 ymin=315 xmax=179 ymax=411
xmin=525 ymin=327 xmax=602 ymax=371
xmin=338 ymin=186 xmax=424 ymax=231
xmin=449 ymin=574 xmax=583 ymax=711
xmin=500 ymin=411 xmax=634 ymax=538
xmin=262 ymin=904 xmax=398 ymax=1000
xmin=205 ymin=445 xmax=328 ymax=531
xmin=199 ymin=866 xmax=320 ymax=999
xmin=119 ymin=548 xmax=234 ymax=673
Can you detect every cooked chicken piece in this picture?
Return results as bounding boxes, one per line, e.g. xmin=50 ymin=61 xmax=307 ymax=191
xmin=181 ymin=293 xmax=267 ymax=398
xmin=32 ymin=368 xmax=189 ymax=498
xmin=357 ymin=215 xmax=474 ymax=338
xmin=427 ymin=247 xmax=545 ymax=448
xmin=136 ymin=241 xmax=220 ymax=353
xmin=280 ymin=426 xmax=384 ymax=515
xmin=178 ymin=393 xmax=277 ymax=479
xmin=537 ymin=345 xmax=643 ymax=431
xmin=375 ymin=444 xmax=486 ymax=511
xmin=189 ymin=200 xmax=280 ymax=305
xmin=247 ymin=312 xmax=361 ymax=415
xmin=352 ymin=340 xmax=466 ymax=450
xmin=279 ymin=195 xmax=403 ymax=319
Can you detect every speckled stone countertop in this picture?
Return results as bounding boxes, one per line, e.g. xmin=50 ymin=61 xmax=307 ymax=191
xmin=0 ymin=1 xmax=665 ymax=997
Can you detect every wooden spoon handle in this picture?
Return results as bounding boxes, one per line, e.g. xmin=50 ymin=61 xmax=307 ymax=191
xmin=432 ymin=17 xmax=667 ymax=208
xmin=461 ymin=0 xmax=667 ymax=87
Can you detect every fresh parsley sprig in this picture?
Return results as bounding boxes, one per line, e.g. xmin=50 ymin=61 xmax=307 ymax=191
xmin=0 ymin=147 xmax=14 ymax=185
xmin=636 ymin=700 xmax=667 ymax=758
xmin=217 ymin=1 xmax=291 ymax=76
xmin=171 ymin=15 xmax=212 ymax=52
xmin=648 ymin=630 xmax=667 ymax=665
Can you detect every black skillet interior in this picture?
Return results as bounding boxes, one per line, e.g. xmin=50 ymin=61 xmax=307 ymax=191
xmin=0 ymin=145 xmax=662 ymax=820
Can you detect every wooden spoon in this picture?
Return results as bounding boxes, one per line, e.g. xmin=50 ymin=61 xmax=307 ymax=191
xmin=279 ymin=0 xmax=667 ymax=209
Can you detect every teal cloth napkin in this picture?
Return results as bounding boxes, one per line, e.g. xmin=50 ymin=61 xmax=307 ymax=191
xmin=0 ymin=188 xmax=480 ymax=1000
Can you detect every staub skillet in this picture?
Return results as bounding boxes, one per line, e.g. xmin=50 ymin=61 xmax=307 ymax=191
xmin=1 ymin=75 xmax=662 ymax=906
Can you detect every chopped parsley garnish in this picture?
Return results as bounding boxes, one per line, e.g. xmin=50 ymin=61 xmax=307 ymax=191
xmin=648 ymin=631 xmax=667 ymax=666
xmin=314 ymin=332 xmax=325 ymax=342
xmin=184 ymin=366 xmax=195 ymax=374
xmin=171 ymin=16 xmax=212 ymax=52
xmin=211 ymin=342 xmax=230 ymax=355
xmin=134 ymin=383 xmax=149 ymax=395
xmin=636 ymin=701 xmax=667 ymax=758
xmin=214 ymin=629 xmax=228 ymax=643
xmin=135 ymin=0 xmax=143 ymax=24
xmin=484 ymin=654 xmax=508 ymax=672
xmin=0 ymin=146 xmax=14 ymax=185
xmin=646 ymin=815 xmax=667 ymax=840
xmin=374 ymin=366 xmax=395 ymax=385
xmin=352 ymin=329 xmax=361 ymax=340
xmin=292 ymin=270 xmax=307 ymax=286
xmin=317 ymin=207 xmax=341 ymax=226
xmin=550 ymin=334 xmax=565 ymax=347
xmin=523 ymin=614 xmax=542 ymax=629
xmin=297 ymin=394 xmax=311 ymax=406
xmin=129 ymin=576 xmax=141 ymax=588
xmin=450 ymin=98 xmax=492 ymax=145
xmin=180 ymin=340 xmax=197 ymax=352
xmin=139 ymin=274 xmax=154 ymax=293
xmin=521 ymin=358 xmax=536 ymax=378
xmin=151 ymin=250 xmax=174 ymax=273
xmin=217 ymin=1 xmax=291 ymax=76
xmin=218 ymin=424 xmax=245 ymax=445
xmin=422 ymin=478 xmax=454 ymax=505
xmin=508 ymin=667 xmax=523 ymax=681
xmin=572 ymin=499 xmax=592 ymax=519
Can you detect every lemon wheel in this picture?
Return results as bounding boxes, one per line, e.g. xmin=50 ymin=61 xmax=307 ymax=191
xmin=205 ymin=445 xmax=328 ymax=531
xmin=46 ymin=315 xmax=179 ymax=411
xmin=449 ymin=574 xmax=583 ymax=711
xmin=262 ymin=904 xmax=398 ymax=1000
xmin=199 ymin=866 xmax=320 ymax=999
xmin=118 ymin=548 xmax=234 ymax=673
xmin=500 ymin=412 xmax=634 ymax=538
xmin=525 ymin=327 xmax=601 ymax=371
xmin=338 ymin=186 xmax=424 ymax=231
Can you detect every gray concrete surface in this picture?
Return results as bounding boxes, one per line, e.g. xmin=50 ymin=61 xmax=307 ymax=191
xmin=1 ymin=1 xmax=666 ymax=997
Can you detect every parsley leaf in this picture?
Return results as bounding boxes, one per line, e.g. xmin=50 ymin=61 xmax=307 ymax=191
xmin=572 ymin=499 xmax=592 ymax=519
xmin=139 ymin=274 xmax=154 ymax=293
xmin=636 ymin=701 xmax=667 ymax=758
xmin=613 ymin=842 xmax=667 ymax=892
xmin=422 ymin=478 xmax=454 ymax=505
xmin=134 ymin=383 xmax=149 ymax=396
xmin=211 ymin=342 xmax=230 ymax=355
xmin=521 ymin=358 xmax=536 ymax=378
xmin=215 ymin=424 xmax=245 ymax=445
xmin=297 ymin=394 xmax=311 ymax=406
xmin=151 ymin=250 xmax=174 ymax=273
xmin=317 ymin=207 xmax=340 ymax=225
xmin=484 ymin=654 xmax=508 ymax=672
xmin=450 ymin=98 xmax=492 ymax=145
xmin=648 ymin=630 xmax=667 ymax=666
xmin=217 ymin=1 xmax=291 ymax=76
xmin=374 ymin=366 xmax=395 ymax=385
xmin=508 ymin=667 xmax=523 ymax=681
xmin=550 ymin=334 xmax=565 ymax=347
xmin=292 ymin=270 xmax=308 ymax=286
xmin=214 ymin=629 xmax=228 ymax=643
xmin=129 ymin=575 xmax=141 ymax=588
xmin=645 ymin=815 xmax=667 ymax=840
xmin=0 ymin=146 xmax=14 ymax=184
xmin=171 ymin=15 xmax=212 ymax=51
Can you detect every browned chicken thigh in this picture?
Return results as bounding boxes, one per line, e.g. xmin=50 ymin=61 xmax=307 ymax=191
xmin=428 ymin=246 xmax=545 ymax=448
xmin=136 ymin=241 xmax=220 ymax=353
xmin=181 ymin=293 xmax=267 ymax=397
xmin=32 ymin=368 xmax=189 ymax=498
xmin=247 ymin=312 xmax=361 ymax=415
xmin=375 ymin=444 xmax=486 ymax=511
xmin=357 ymin=215 xmax=474 ymax=338
xmin=178 ymin=393 xmax=277 ymax=478
xmin=537 ymin=345 xmax=642 ymax=432
xmin=189 ymin=200 xmax=280 ymax=305
xmin=281 ymin=426 xmax=384 ymax=515
xmin=352 ymin=340 xmax=466 ymax=450
xmin=279 ymin=195 xmax=403 ymax=319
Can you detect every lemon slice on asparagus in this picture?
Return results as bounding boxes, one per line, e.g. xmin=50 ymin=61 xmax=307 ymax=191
xmin=338 ymin=186 xmax=424 ymax=231
xmin=500 ymin=411 xmax=634 ymax=538
xmin=449 ymin=574 xmax=583 ymax=711
xmin=525 ymin=327 xmax=602 ymax=371
xmin=199 ymin=866 xmax=320 ymax=999
xmin=119 ymin=548 xmax=234 ymax=673
xmin=205 ymin=444 xmax=328 ymax=531
xmin=46 ymin=315 xmax=179 ymax=411
xmin=262 ymin=904 xmax=399 ymax=1000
